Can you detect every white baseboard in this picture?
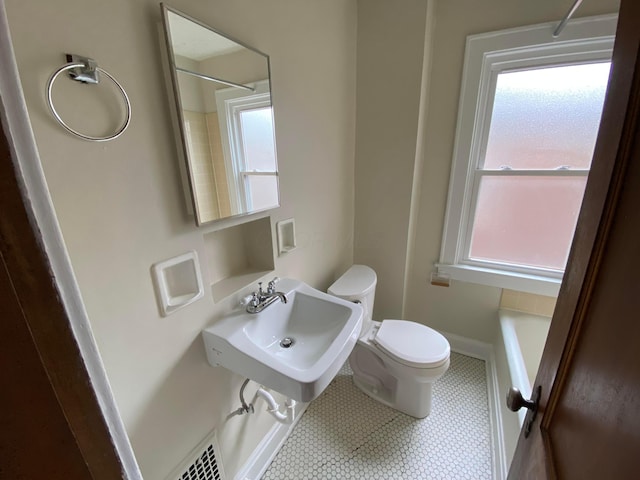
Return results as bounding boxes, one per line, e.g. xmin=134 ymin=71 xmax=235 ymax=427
xmin=440 ymin=331 xmax=508 ymax=480
xmin=234 ymin=401 xmax=309 ymax=480
xmin=440 ymin=330 xmax=492 ymax=359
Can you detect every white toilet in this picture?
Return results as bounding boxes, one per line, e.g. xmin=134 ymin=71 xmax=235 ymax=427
xmin=328 ymin=265 xmax=450 ymax=418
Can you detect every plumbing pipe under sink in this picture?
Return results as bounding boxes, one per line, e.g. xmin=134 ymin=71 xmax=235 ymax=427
xmin=255 ymin=387 xmax=296 ymax=424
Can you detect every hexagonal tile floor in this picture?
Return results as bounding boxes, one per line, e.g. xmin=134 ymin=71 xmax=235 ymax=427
xmin=262 ymin=352 xmax=492 ymax=479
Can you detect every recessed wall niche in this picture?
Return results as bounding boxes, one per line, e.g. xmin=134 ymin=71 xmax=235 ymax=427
xmin=203 ymin=217 xmax=275 ymax=302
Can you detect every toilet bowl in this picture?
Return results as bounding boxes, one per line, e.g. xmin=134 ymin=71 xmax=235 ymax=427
xmin=328 ymin=265 xmax=450 ymax=418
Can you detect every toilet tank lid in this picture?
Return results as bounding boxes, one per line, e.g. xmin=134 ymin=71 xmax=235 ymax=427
xmin=328 ymin=265 xmax=377 ymax=298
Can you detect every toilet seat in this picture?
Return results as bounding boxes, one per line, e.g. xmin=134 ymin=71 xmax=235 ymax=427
xmin=373 ymin=320 xmax=450 ymax=369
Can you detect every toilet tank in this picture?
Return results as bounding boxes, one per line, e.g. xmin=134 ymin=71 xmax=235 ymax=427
xmin=328 ymin=265 xmax=377 ymax=335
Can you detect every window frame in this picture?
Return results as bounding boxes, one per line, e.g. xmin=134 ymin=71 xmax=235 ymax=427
xmin=437 ymin=15 xmax=617 ymax=296
xmin=215 ymin=79 xmax=278 ymax=213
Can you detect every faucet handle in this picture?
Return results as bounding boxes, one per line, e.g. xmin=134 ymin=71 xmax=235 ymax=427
xmin=267 ymin=277 xmax=280 ymax=294
xmin=240 ymin=293 xmax=254 ymax=306
xmin=249 ymin=292 xmax=260 ymax=307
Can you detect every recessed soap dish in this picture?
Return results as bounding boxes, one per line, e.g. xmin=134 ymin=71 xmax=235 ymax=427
xmin=152 ymin=251 xmax=204 ymax=316
xmin=277 ymin=218 xmax=297 ymax=255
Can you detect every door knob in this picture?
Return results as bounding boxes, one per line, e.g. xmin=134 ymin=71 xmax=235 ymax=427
xmin=506 ymin=385 xmax=541 ymax=438
xmin=506 ymin=387 xmax=536 ymax=412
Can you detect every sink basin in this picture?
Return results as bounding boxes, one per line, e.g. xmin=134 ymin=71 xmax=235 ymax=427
xmin=202 ymin=278 xmax=363 ymax=402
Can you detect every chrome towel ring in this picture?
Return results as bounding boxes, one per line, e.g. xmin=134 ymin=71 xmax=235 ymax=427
xmin=46 ymin=54 xmax=131 ymax=142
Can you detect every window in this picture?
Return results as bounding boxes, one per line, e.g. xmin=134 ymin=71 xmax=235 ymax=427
xmin=216 ymin=80 xmax=279 ymax=213
xmin=437 ymin=15 xmax=617 ymax=295
xmin=235 ymin=106 xmax=279 ymax=211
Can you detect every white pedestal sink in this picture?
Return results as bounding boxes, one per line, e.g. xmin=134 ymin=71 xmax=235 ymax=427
xmin=202 ymin=278 xmax=363 ymax=402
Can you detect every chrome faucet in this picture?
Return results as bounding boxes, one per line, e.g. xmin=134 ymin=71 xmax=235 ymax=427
xmin=246 ymin=278 xmax=288 ymax=314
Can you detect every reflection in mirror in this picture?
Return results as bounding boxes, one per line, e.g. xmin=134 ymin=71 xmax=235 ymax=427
xmin=161 ymin=4 xmax=279 ymax=225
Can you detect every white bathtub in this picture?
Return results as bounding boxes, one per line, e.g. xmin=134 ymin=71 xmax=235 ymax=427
xmin=499 ymin=309 xmax=551 ymax=426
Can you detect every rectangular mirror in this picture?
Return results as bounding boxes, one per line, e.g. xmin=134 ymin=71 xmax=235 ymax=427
xmin=161 ymin=4 xmax=280 ymax=225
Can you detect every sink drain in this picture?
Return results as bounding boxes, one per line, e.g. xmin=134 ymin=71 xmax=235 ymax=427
xmin=280 ymin=337 xmax=295 ymax=348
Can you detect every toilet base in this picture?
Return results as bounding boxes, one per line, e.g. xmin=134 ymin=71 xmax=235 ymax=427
xmin=351 ymin=374 xmax=434 ymax=419
xmin=348 ymin=343 xmax=449 ymax=419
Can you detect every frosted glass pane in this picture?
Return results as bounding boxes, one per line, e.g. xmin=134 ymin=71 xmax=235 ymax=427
xmin=240 ymin=107 xmax=276 ymax=171
xmin=469 ymin=175 xmax=587 ymax=270
xmin=484 ymin=63 xmax=610 ymax=170
xmin=247 ymin=175 xmax=278 ymax=211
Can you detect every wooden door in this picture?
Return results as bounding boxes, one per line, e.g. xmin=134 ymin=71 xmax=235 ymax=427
xmin=0 ymin=95 xmax=126 ymax=477
xmin=0 ymin=248 xmax=94 ymax=479
xmin=508 ymin=0 xmax=640 ymax=478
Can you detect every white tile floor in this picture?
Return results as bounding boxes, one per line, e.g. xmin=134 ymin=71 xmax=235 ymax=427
xmin=262 ymin=352 xmax=493 ymax=480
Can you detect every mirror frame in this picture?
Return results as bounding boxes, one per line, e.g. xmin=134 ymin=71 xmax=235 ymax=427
xmin=160 ymin=3 xmax=280 ymax=226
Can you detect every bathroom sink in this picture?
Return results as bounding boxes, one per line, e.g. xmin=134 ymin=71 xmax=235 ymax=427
xmin=202 ymin=278 xmax=363 ymax=402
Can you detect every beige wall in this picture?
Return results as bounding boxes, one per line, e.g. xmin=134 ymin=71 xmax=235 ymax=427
xmin=355 ymin=0 xmax=619 ymax=342
xmin=5 ymin=0 xmax=356 ymax=478
xmin=354 ymin=0 xmax=429 ymax=321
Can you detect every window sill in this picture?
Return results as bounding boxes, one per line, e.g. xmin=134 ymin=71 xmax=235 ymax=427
xmin=435 ymin=263 xmax=561 ymax=296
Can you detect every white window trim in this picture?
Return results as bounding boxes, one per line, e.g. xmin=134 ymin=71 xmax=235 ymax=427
xmin=215 ymin=79 xmax=274 ymax=213
xmin=438 ymin=14 xmax=617 ymax=296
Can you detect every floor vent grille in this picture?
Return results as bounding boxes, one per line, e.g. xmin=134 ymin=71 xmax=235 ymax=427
xmin=171 ymin=430 xmax=225 ymax=480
